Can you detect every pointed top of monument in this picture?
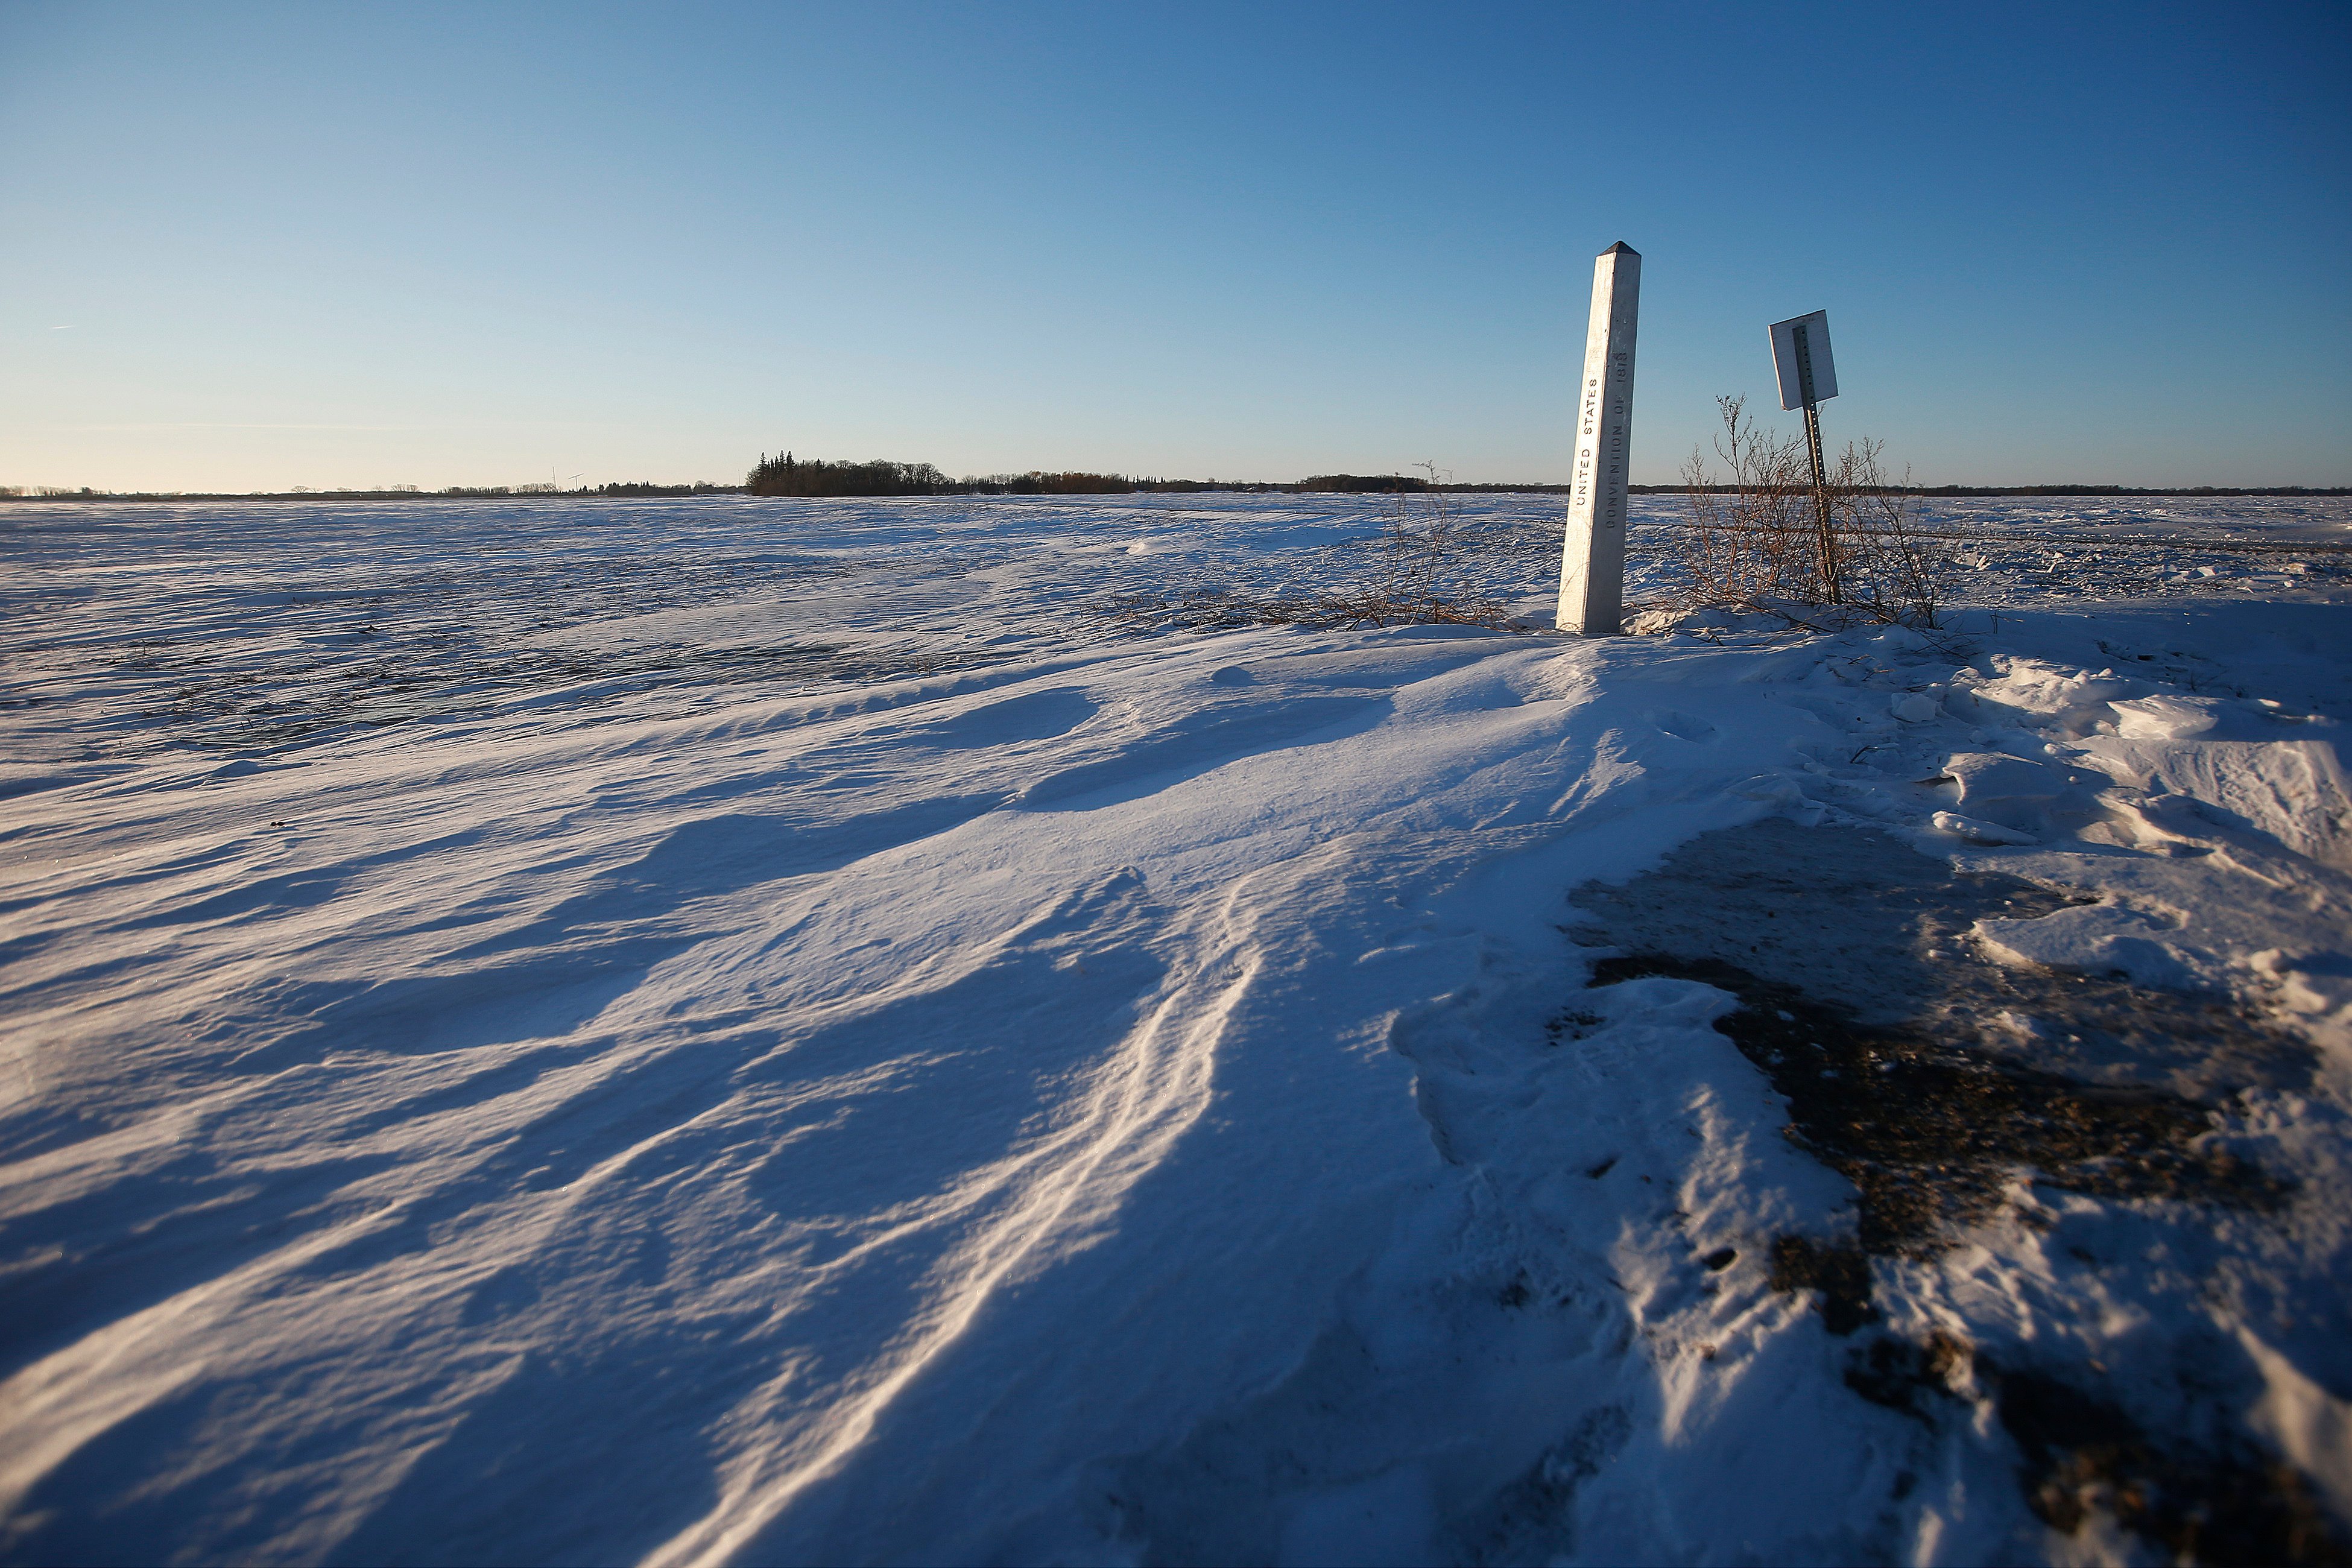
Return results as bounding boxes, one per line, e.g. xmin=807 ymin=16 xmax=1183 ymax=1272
xmin=1602 ymin=241 xmax=1639 ymax=257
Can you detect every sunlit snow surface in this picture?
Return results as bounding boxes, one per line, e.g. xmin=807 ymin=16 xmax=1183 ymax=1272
xmin=2 ymin=495 xmax=2348 ymax=1566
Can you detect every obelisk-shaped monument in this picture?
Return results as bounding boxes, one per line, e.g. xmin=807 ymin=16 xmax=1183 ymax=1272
xmin=1557 ymin=242 xmax=1640 ymax=634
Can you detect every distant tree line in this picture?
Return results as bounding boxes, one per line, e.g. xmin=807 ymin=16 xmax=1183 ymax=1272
xmin=595 ymin=481 xmax=738 ymax=497
xmin=969 ymin=471 xmax=1137 ymax=495
xmin=747 ymin=455 xmax=953 ymax=496
xmin=1298 ymin=474 xmax=1432 ymax=493
xmin=745 ymin=453 xmax=1286 ymax=497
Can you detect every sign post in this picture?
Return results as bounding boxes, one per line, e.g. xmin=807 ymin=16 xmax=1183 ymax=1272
xmin=1768 ymin=309 xmax=1840 ymax=594
xmin=1557 ymin=242 xmax=1640 ymax=634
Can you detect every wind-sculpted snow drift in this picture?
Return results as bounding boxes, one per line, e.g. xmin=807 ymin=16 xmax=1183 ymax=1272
xmin=1 ymin=495 xmax=2347 ymax=1565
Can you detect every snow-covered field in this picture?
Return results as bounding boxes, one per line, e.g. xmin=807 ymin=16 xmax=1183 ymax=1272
xmin=3 ymin=493 xmax=2348 ymax=1566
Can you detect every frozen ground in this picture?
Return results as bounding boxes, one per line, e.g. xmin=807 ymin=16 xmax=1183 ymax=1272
xmin=1 ymin=493 xmax=2348 ymax=1566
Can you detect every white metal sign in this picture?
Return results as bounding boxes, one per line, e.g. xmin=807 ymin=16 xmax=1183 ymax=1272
xmin=1557 ymin=242 xmax=1640 ymax=636
xmin=1769 ymin=310 xmax=1837 ymax=410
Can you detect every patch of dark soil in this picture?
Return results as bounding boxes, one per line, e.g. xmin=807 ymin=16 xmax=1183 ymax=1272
xmin=1569 ymin=820 xmax=2331 ymax=1566
xmin=1572 ymin=817 xmax=2313 ymax=1104
xmin=1841 ymin=1330 xmax=1973 ymax=1421
xmin=1989 ymin=1362 xmax=2350 ymax=1566
xmin=1768 ymin=1236 xmax=1878 ymax=1335
xmin=1835 ymin=1335 xmax=2349 ymax=1564
xmin=1590 ymin=952 xmax=2286 ymax=1260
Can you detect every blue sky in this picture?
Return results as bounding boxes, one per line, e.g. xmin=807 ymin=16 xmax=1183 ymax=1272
xmin=3 ymin=1 xmax=2346 ymax=490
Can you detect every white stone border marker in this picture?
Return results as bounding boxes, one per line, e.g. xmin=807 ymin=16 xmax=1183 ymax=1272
xmin=1557 ymin=242 xmax=1640 ymax=634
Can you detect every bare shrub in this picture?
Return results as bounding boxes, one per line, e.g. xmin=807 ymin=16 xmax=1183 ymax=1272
xmin=1675 ymin=396 xmax=1948 ymax=628
xmin=1343 ymin=465 xmax=1510 ymax=627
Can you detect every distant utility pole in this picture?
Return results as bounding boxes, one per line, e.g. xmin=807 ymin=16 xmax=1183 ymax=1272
xmin=1769 ymin=310 xmax=1840 ymax=592
xmin=1558 ymin=242 xmax=1640 ymax=634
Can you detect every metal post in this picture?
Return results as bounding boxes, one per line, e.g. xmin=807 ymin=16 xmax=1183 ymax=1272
xmin=1558 ymin=242 xmax=1640 ymax=634
xmin=1794 ymin=323 xmax=1835 ymax=598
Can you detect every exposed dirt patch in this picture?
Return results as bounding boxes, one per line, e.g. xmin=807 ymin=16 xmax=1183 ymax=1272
xmin=1836 ymin=1332 xmax=2349 ymax=1566
xmin=1573 ymin=819 xmax=2297 ymax=1271
xmin=1573 ymin=819 xmax=2301 ymax=1267
xmin=1572 ymin=817 xmax=2312 ymax=1104
xmin=1569 ymin=820 xmax=2333 ymax=1564
xmin=1992 ymin=1362 xmax=2347 ymax=1565
xmin=1589 ymin=950 xmax=2284 ymax=1259
xmin=1768 ymin=1235 xmax=1879 ymax=1336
